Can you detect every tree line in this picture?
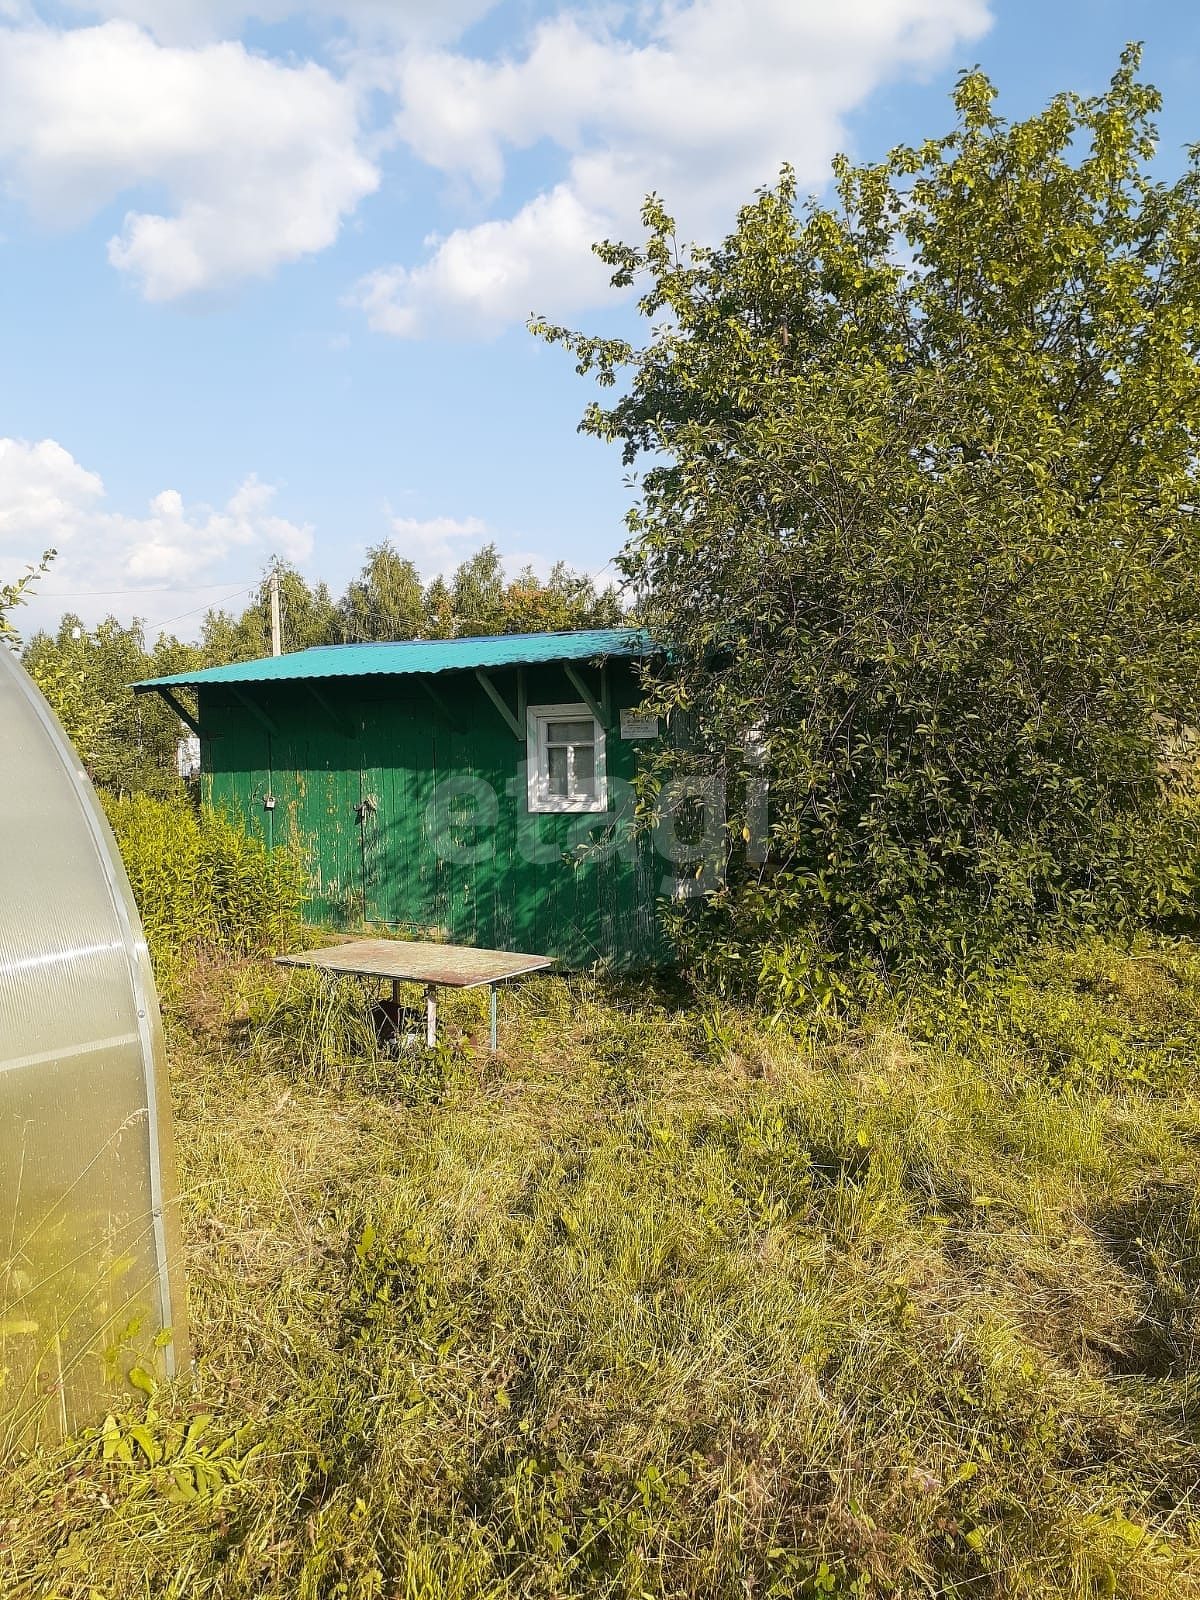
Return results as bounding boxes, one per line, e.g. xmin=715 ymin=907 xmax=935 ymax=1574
xmin=16 ymin=541 xmax=621 ymax=799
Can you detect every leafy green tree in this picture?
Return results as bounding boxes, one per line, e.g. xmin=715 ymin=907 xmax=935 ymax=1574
xmin=539 ymin=49 xmax=1200 ymax=985
xmin=444 ymin=544 xmax=623 ymax=635
xmin=0 ymin=550 xmax=54 ymax=647
xmin=276 ymin=568 xmax=341 ymax=652
xmin=23 ymin=615 xmax=201 ymax=796
xmin=202 ymin=560 xmax=340 ymax=662
xmin=339 ymin=541 xmax=425 ymax=641
xmin=382 ymin=543 xmax=624 ymax=638
xmin=503 ymin=560 xmax=624 ymax=633
xmin=450 ymin=544 xmax=509 ymax=634
xmin=421 ymin=575 xmax=456 ymax=639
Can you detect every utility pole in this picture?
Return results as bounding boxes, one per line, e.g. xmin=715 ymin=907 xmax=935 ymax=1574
xmin=268 ymin=567 xmax=282 ymax=657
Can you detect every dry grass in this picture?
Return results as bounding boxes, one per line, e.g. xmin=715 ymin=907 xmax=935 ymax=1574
xmin=3 ymin=943 xmax=1200 ymax=1597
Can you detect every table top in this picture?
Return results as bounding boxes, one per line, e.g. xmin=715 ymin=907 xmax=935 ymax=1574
xmin=275 ymin=938 xmax=555 ymax=990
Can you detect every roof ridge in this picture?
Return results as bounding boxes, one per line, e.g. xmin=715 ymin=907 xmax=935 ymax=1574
xmin=301 ymin=626 xmax=632 ymax=653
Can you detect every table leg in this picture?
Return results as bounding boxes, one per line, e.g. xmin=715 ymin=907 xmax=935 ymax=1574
xmin=392 ymin=978 xmax=401 ymax=1006
xmin=425 ymin=985 xmax=437 ymax=1049
xmin=490 ymin=985 xmax=498 ymax=1053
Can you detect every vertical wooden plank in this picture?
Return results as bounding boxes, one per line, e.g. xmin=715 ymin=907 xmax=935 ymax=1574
xmin=492 ymin=706 xmax=516 ymax=953
xmin=214 ymin=704 xmax=272 ymax=849
xmin=445 ymin=704 xmax=470 ymax=946
xmin=381 ymin=687 xmax=428 ymax=931
xmin=363 ymin=694 xmax=388 ymax=926
xmin=394 ymin=694 xmax=419 ymax=928
xmin=409 ymin=691 xmax=434 ymax=937
xmin=266 ymin=692 xmax=305 ymax=907
xmin=327 ymin=690 xmax=362 ymax=928
xmin=292 ymin=685 xmax=361 ymax=927
xmin=428 ymin=692 xmax=449 ymax=941
xmin=376 ymin=696 xmax=398 ymax=927
xmin=373 ymin=697 xmax=398 ymax=926
xmin=365 ymin=680 xmax=435 ymax=936
xmin=355 ymin=698 xmax=380 ymax=925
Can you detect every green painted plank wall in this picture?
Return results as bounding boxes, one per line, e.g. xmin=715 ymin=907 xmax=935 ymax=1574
xmin=199 ymin=659 xmax=666 ymax=968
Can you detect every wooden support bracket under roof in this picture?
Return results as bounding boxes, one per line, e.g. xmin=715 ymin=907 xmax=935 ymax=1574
xmin=154 ymin=686 xmax=207 ymax=741
xmin=229 ymin=685 xmax=279 ymax=739
xmin=415 ymin=673 xmax=463 ymax=731
xmin=474 ymin=669 xmax=523 ymax=740
xmin=563 ymin=662 xmax=606 ymax=727
xmin=306 ymin=682 xmax=356 ymax=739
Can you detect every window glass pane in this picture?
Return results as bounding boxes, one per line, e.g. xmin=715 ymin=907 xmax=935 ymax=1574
xmin=548 ymin=745 xmax=569 ymax=796
xmin=573 ymin=743 xmax=596 ymax=795
xmin=547 ymin=720 xmax=594 ymax=745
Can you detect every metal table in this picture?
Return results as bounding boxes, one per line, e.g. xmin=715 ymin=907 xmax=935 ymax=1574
xmin=274 ymin=939 xmax=554 ymax=1051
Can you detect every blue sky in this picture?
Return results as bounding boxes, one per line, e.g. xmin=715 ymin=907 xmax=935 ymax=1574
xmin=1 ymin=0 xmax=1196 ymax=640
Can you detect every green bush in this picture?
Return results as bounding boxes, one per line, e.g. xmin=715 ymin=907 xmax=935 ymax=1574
xmin=103 ymin=793 xmax=306 ymax=978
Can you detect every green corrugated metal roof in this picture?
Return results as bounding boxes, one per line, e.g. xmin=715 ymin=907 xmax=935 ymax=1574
xmin=133 ymin=628 xmax=653 ymax=692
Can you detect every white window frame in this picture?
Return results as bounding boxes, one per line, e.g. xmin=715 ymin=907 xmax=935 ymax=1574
xmin=526 ymin=702 xmax=608 ymax=814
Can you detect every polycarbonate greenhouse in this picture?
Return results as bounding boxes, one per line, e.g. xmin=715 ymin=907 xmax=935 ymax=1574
xmin=0 ymin=646 xmax=188 ymax=1443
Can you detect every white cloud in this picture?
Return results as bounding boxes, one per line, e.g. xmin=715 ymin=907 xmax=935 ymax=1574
xmin=362 ymin=0 xmax=992 ymax=334
xmin=60 ymin=0 xmax=496 ymax=46
xmin=0 ymin=19 xmax=378 ymax=299
xmin=0 ymin=1 xmax=991 ymax=322
xmin=388 ymin=514 xmax=490 ymax=577
xmin=0 ymin=447 xmax=569 ymax=637
xmin=0 ymin=439 xmax=104 ymax=542
xmin=112 ymin=474 xmax=312 ymax=582
xmin=0 ymin=437 xmax=312 ymax=634
xmin=354 ymin=186 xmax=613 ymax=337
xmin=384 ymin=514 xmax=550 ymax=585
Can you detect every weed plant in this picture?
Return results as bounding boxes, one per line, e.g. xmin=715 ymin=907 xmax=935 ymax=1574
xmin=103 ymin=794 xmax=306 ymax=989
xmin=246 ymin=964 xmax=452 ymax=1102
xmin=3 ymin=940 xmax=1200 ymax=1597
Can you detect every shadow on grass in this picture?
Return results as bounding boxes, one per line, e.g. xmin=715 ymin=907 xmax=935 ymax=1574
xmin=1089 ymin=1180 xmax=1200 ymax=1379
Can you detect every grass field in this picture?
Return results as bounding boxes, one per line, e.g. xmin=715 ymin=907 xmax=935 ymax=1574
xmin=4 ymin=938 xmax=1200 ymax=1598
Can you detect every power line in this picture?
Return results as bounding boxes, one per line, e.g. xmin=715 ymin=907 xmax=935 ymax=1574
xmin=36 ymin=548 xmax=626 ymax=637
xmin=36 ymin=580 xmax=263 ymax=599
xmin=145 ymin=582 xmax=260 ymax=635
xmin=587 ymin=555 xmax=633 ymax=594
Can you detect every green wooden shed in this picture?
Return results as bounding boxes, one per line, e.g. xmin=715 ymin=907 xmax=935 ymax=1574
xmin=135 ymin=629 xmax=673 ymax=969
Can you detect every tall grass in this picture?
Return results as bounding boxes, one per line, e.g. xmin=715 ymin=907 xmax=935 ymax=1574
xmin=103 ymin=793 xmax=306 ymax=983
xmin=2 ymin=944 xmax=1199 ymax=1597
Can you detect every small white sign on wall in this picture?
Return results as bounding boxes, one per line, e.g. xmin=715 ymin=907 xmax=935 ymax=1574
xmin=620 ymin=709 xmax=660 ymax=741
